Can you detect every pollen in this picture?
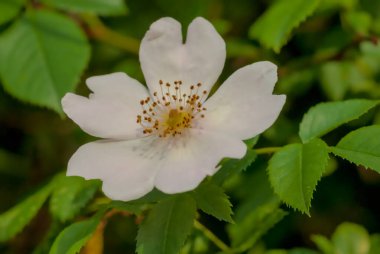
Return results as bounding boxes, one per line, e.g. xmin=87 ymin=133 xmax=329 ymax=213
xmin=137 ymin=80 xmax=208 ymax=137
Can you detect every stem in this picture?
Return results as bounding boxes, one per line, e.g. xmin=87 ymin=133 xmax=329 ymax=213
xmin=81 ymin=14 xmax=140 ymax=54
xmin=194 ymin=220 xmax=233 ymax=253
xmin=254 ymin=147 xmax=281 ymax=155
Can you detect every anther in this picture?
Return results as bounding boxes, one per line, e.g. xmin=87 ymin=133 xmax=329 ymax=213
xmin=137 ymin=79 xmax=208 ymax=138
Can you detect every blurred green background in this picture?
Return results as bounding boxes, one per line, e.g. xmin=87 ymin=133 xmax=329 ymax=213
xmin=0 ymin=0 xmax=380 ymax=253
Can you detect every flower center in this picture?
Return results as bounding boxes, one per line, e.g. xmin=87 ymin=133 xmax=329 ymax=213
xmin=166 ymin=109 xmax=189 ymax=128
xmin=137 ymin=80 xmax=207 ymax=138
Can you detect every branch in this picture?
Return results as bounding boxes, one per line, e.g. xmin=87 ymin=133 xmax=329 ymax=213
xmin=81 ymin=14 xmax=140 ymax=54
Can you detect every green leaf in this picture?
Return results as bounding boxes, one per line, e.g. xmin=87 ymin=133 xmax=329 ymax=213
xmin=266 ymin=250 xmax=287 ymax=254
xmin=267 ymin=139 xmax=329 ymax=214
xmin=212 ymin=148 xmax=257 ymax=185
xmin=288 ymin=249 xmax=319 ymax=254
xmin=329 ymin=125 xmax=380 ymax=173
xmin=136 ymin=194 xmax=196 ymax=254
xmin=33 ymin=220 xmax=65 ymax=254
xmin=50 ymin=176 xmax=100 ymax=222
xmin=105 ymin=200 xmax=144 ymax=215
xmin=299 ymin=99 xmax=379 ymax=143
xmin=244 ymin=136 xmax=259 ymax=148
xmin=228 ymin=200 xmax=287 ymax=251
xmin=133 ymin=188 xmax=171 ymax=204
xmin=249 ymin=0 xmax=320 ymax=52
xmin=343 ymin=11 xmax=372 ymax=35
xmin=0 ymin=10 xmax=90 ymax=114
xmin=267 ymin=249 xmax=319 ymax=254
xmin=0 ymin=184 xmax=53 ymax=242
xmin=318 ymin=0 xmax=357 ymax=11
xmin=311 ymin=235 xmax=334 ymax=254
xmin=192 ymin=182 xmax=233 ymax=223
xmin=49 ymin=209 xmax=106 ymax=254
xmin=332 ymin=223 xmax=370 ymax=254
xmin=320 ymin=62 xmax=363 ymax=101
xmin=40 ymin=0 xmax=127 ymax=16
xmin=233 ymin=167 xmax=279 ymax=222
xmin=0 ymin=0 xmax=25 ymax=25
xmin=369 ymin=234 xmax=380 ymax=254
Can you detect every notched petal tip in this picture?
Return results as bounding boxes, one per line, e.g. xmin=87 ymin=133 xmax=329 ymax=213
xmin=86 ymin=72 xmax=126 ymax=82
xmin=277 ymin=94 xmax=287 ymax=106
xmin=61 ymin=93 xmax=84 ymax=114
xmin=252 ymin=61 xmax=278 ymax=79
xmin=85 ymin=72 xmax=128 ymax=92
xmin=187 ymin=16 xmax=224 ymax=45
xmin=190 ymin=16 xmax=210 ymax=26
xmin=61 ymin=92 xmax=72 ymax=107
xmin=259 ymin=60 xmax=277 ymax=69
xmin=144 ymin=17 xmax=181 ymax=41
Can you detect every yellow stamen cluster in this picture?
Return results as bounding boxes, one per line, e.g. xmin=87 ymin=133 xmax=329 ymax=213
xmin=137 ymin=80 xmax=208 ymax=138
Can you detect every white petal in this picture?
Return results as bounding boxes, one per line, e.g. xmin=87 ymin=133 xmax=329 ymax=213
xmin=183 ymin=18 xmax=226 ymax=91
xmin=140 ymin=17 xmax=225 ymax=95
xmin=154 ymin=129 xmax=246 ymax=194
xmin=202 ymin=61 xmax=286 ymax=140
xmin=62 ymin=73 xmax=149 ymax=139
xmin=86 ymin=72 xmax=148 ymax=100
xmin=67 ymin=137 xmax=158 ymax=201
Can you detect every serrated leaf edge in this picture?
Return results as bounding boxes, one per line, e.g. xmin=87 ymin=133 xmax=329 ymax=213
xmin=192 ymin=184 xmax=234 ymax=223
xmin=0 ymin=10 xmax=91 ymax=115
xmin=250 ymin=0 xmax=321 ymax=52
xmin=329 ymin=146 xmax=379 ymax=173
xmin=299 ymin=99 xmax=380 ymax=143
xmin=267 ymin=140 xmax=329 ymax=215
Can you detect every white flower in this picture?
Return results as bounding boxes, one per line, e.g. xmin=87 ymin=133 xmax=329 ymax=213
xmin=62 ymin=17 xmax=286 ymax=201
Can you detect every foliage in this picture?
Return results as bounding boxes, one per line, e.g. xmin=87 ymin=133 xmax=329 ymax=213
xmin=249 ymin=0 xmax=320 ymax=52
xmin=312 ymin=222 xmax=374 ymax=254
xmin=40 ymin=0 xmax=128 ymax=16
xmin=49 ymin=210 xmax=105 ymax=254
xmin=0 ymin=0 xmax=379 ymax=253
xmin=0 ymin=183 xmax=53 ymax=242
xmin=330 ymin=125 xmax=380 ymax=173
xmin=136 ymin=194 xmax=196 ymax=254
xmin=192 ymin=182 xmax=233 ymax=223
xmin=299 ymin=100 xmax=379 ymax=143
xmin=49 ymin=175 xmax=100 ymax=222
xmin=267 ymin=139 xmax=329 ymax=214
xmin=0 ymin=10 xmax=90 ymax=114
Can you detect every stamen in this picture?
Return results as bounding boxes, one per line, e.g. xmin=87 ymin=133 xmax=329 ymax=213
xmin=137 ymin=79 xmax=208 ymax=138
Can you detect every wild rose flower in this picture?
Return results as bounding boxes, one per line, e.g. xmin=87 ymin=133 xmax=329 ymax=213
xmin=62 ymin=17 xmax=286 ymax=201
